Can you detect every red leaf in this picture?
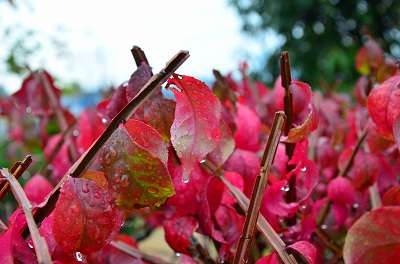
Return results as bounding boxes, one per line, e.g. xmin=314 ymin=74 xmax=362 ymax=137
xmin=343 ymin=207 xmax=400 ymax=264
xmin=167 ymin=74 xmax=222 ymax=181
xmin=256 ymin=253 xmax=279 ymax=264
xmin=107 ymin=235 xmax=143 ymax=264
xmin=164 ymin=215 xmax=198 ymax=255
xmin=0 ymin=222 xmax=36 ymax=264
xmin=197 ymin=177 xmax=225 ymax=243
xmin=353 ymin=152 xmax=379 ymax=191
xmin=234 ymin=102 xmax=261 ymax=151
xmin=284 ymin=102 xmax=319 ymax=143
xmin=102 ymin=84 xmax=128 ymax=120
xmin=12 ymin=70 xmax=61 ymax=116
xmin=383 ymin=186 xmax=400 ymax=206
xmin=355 ymin=38 xmax=384 ymax=75
xmin=52 ymin=176 xmax=123 ymax=254
xmin=222 ymin=171 xmax=244 ymax=205
xmin=24 ymin=173 xmax=53 ymax=205
xmin=100 ymin=122 xmax=174 ymax=211
xmin=327 ymin=177 xmax=355 ymax=205
xmin=44 ymin=134 xmax=73 ymax=184
xmin=367 ymin=75 xmax=400 ymax=140
xmin=206 ymin=120 xmax=235 ymax=168
xmin=77 ymin=108 xmax=106 ymax=153
xmin=287 ymin=240 xmax=317 ymax=264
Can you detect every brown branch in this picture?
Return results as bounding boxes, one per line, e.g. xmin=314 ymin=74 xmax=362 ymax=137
xmin=0 ymin=155 xmax=32 ymax=203
xmin=1 ymin=168 xmax=52 ymax=263
xmin=280 ymin=51 xmax=296 ymax=226
xmin=110 ymin=240 xmax=172 ymax=264
xmin=37 ymin=71 xmax=78 ymax=162
xmin=234 ymin=112 xmax=287 ymax=264
xmin=212 ymin=69 xmax=237 ymax=108
xmin=131 ymin=46 xmax=150 ymax=69
xmin=21 ymin=49 xmax=190 ymax=239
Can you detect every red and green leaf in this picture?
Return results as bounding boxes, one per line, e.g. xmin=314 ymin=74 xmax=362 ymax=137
xmin=100 ymin=121 xmax=174 ymax=211
xmin=355 ymin=38 xmax=384 ymax=75
xmin=343 ymin=206 xmax=400 ymax=264
xmin=167 ymin=74 xmax=222 ymax=181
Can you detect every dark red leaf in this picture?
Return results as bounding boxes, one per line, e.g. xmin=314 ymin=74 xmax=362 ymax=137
xmin=287 ymin=240 xmax=317 ymax=264
xmin=164 ymin=215 xmax=198 ymax=256
xmin=327 ymin=177 xmax=355 ymax=205
xmin=100 ymin=122 xmax=174 ymax=211
xmin=367 ymin=75 xmax=400 ymax=140
xmin=167 ymin=74 xmax=222 ymax=181
xmin=24 ymin=173 xmax=53 ymax=205
xmin=383 ymin=186 xmax=400 ymax=206
xmin=355 ymin=38 xmax=384 ymax=75
xmin=126 ymin=63 xmax=153 ymax=101
xmin=234 ymin=102 xmax=261 ymax=151
xmin=197 ymin=177 xmax=225 ymax=243
xmin=52 ymin=176 xmax=123 ymax=254
xmin=343 ymin=207 xmax=400 ymax=264
xmin=44 ymin=134 xmax=73 ymax=184
xmin=103 ymin=83 xmax=128 ymax=120
xmin=77 ymin=108 xmax=106 ymax=153
xmin=284 ymin=102 xmax=319 ymax=143
xmin=12 ymin=70 xmax=61 ymax=116
xmin=0 ymin=222 xmax=37 ymax=264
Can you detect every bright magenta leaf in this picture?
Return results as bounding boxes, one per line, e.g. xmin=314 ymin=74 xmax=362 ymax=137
xmin=327 ymin=176 xmax=355 ymax=205
xmin=367 ymin=75 xmax=400 ymax=140
xmin=0 ymin=222 xmax=36 ymax=263
xmin=234 ymin=102 xmax=261 ymax=151
xmin=343 ymin=207 xmax=400 ymax=264
xmin=256 ymin=253 xmax=279 ymax=264
xmin=167 ymin=74 xmax=222 ymax=181
xmin=383 ymin=186 xmax=400 ymax=206
xmin=287 ymin=241 xmax=317 ymax=264
xmin=52 ymin=176 xmax=123 ymax=254
xmin=12 ymin=70 xmax=61 ymax=116
xmin=164 ymin=215 xmax=198 ymax=256
xmin=77 ymin=108 xmax=106 ymax=153
xmin=100 ymin=121 xmax=174 ymax=211
xmin=355 ymin=38 xmax=384 ymax=75
xmin=24 ymin=173 xmax=53 ymax=205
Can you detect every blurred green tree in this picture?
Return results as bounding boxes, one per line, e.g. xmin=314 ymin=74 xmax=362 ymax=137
xmin=229 ymin=0 xmax=400 ymax=89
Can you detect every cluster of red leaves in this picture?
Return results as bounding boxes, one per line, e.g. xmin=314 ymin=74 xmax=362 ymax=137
xmin=0 ymin=38 xmax=399 ymax=264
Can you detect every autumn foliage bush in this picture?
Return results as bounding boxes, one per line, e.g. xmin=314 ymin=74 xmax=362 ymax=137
xmin=0 ymin=39 xmax=399 ymax=264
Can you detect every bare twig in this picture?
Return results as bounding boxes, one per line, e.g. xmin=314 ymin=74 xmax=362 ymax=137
xmin=21 ymin=49 xmax=190 ymax=239
xmin=280 ymin=51 xmax=296 ymax=226
xmin=1 ymin=168 xmax=52 ymax=263
xmin=234 ymin=111 xmax=287 ymax=264
xmin=0 ymin=155 xmax=32 ymax=203
xmin=131 ymin=46 xmax=150 ymax=69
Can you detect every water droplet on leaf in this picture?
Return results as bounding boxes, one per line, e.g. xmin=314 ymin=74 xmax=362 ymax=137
xmin=301 ymin=167 xmax=307 ymax=172
xmin=109 ymin=146 xmax=117 ymax=157
xmin=281 ymin=186 xmax=290 ymax=192
xmin=82 ymin=183 xmax=89 ymax=193
xmin=114 ymin=173 xmax=121 ymax=182
xmin=147 ymin=187 xmax=158 ymax=194
xmin=120 ymin=174 xmax=129 ymax=187
xmin=182 ymin=177 xmax=190 ymax=183
xmin=94 ymin=192 xmax=100 ymax=199
xmin=104 ymin=153 xmax=111 ymax=164
xmin=74 ymin=252 xmax=85 ymax=262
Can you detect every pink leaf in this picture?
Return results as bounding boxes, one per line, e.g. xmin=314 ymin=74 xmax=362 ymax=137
xmin=167 ymin=74 xmax=222 ymax=181
xmin=327 ymin=177 xmax=355 ymax=205
xmin=256 ymin=253 xmax=279 ymax=264
xmin=287 ymin=240 xmax=317 ymax=264
xmin=343 ymin=207 xmax=400 ymax=264
xmin=234 ymin=102 xmax=261 ymax=151
xmin=52 ymin=176 xmax=123 ymax=254
xmin=76 ymin=108 xmax=106 ymax=153
xmin=367 ymin=75 xmax=400 ymax=140
xmin=24 ymin=173 xmax=53 ymax=205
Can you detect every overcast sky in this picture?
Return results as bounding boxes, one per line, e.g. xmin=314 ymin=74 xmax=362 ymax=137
xmin=2 ymin=0 xmax=279 ymax=93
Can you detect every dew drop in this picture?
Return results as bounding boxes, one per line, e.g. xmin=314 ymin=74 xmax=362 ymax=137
xmin=70 ymin=205 xmax=79 ymax=213
xmin=171 ymin=134 xmax=176 ymax=141
xmin=147 ymin=187 xmax=158 ymax=194
xmin=206 ymin=130 xmax=213 ymax=140
xmin=103 ymin=206 xmax=113 ymax=217
xmin=72 ymin=130 xmax=79 ymax=137
xmin=25 ymin=107 xmax=32 ymax=114
xmin=321 ymin=224 xmax=328 ymax=230
xmin=352 ymin=203 xmax=359 ymax=209
xmin=176 ymin=253 xmax=181 ymax=257
xmin=182 ymin=177 xmax=190 ymax=183
xmin=94 ymin=192 xmax=100 ymax=199
xmin=301 ymin=167 xmax=307 ymax=172
xmin=74 ymin=252 xmax=85 ymax=262
xmin=200 ymin=158 xmax=206 ymax=163
xmin=281 ymin=186 xmax=290 ymax=192
xmin=101 ymin=118 xmax=107 ymax=124
xmin=120 ymin=174 xmax=129 ymax=187
xmin=89 ymin=202 xmax=94 ymax=207
xmin=110 ymin=146 xmax=117 ymax=157
xmin=82 ymin=183 xmax=89 ymax=193
xmin=28 ymin=243 xmax=33 ymax=249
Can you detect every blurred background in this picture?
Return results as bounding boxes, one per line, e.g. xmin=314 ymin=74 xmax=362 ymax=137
xmin=1 ymin=0 xmax=399 ymax=93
